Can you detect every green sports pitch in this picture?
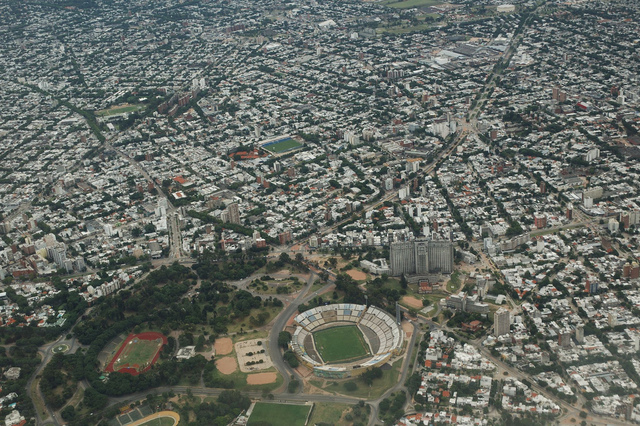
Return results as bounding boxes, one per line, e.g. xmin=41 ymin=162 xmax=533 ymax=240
xmin=381 ymin=0 xmax=442 ymax=8
xmin=248 ymin=403 xmax=311 ymax=426
xmin=261 ymin=138 xmax=303 ymax=153
xmin=313 ymin=325 xmax=371 ymax=364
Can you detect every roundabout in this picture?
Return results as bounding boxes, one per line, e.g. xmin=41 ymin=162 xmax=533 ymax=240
xmin=51 ymin=344 xmax=69 ymax=354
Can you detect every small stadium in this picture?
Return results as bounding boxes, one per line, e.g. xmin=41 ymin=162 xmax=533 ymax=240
xmin=260 ymin=135 xmax=304 ymax=155
xmin=290 ymin=304 xmax=404 ymax=378
xmin=105 ymin=332 xmax=167 ymax=376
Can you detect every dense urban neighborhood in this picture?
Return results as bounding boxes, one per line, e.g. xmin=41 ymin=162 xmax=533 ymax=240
xmin=1 ymin=0 xmax=640 ymax=424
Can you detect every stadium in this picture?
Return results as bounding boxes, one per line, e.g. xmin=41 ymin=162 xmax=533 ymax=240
xmin=259 ymin=135 xmax=304 ymax=155
xmin=290 ymin=304 xmax=404 ymax=378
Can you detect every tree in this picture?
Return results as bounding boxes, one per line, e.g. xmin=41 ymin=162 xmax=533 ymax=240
xmin=344 ymin=381 xmax=358 ymax=391
xmin=61 ymin=406 xmax=76 ymax=421
xmin=283 ymin=351 xmax=299 ymax=368
xmin=195 ymin=334 xmax=206 ymax=352
xmin=360 ymin=367 xmax=383 ymax=386
xmin=288 ymin=379 xmax=300 ymax=393
xmin=278 ymin=331 xmax=292 ymax=349
xmin=84 ymin=388 xmax=107 ymax=411
xmin=400 ymin=274 xmax=408 ymax=289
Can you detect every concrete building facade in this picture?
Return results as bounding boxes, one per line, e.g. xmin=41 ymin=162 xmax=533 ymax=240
xmin=494 ymin=308 xmax=511 ymax=337
xmin=390 ymin=238 xmax=454 ymax=276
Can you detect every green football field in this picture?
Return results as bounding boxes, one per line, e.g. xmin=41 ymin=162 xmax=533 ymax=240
xmin=95 ymin=104 xmax=143 ymax=116
xmin=248 ymin=403 xmax=311 ymax=426
xmin=313 ymin=325 xmax=370 ymax=364
xmin=262 ymin=138 xmax=303 ymax=153
xmin=112 ymin=339 xmax=162 ymax=371
xmin=382 ymin=0 xmax=441 ymax=8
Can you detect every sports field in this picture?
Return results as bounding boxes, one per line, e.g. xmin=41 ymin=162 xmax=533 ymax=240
xmin=313 ymin=325 xmax=370 ymax=364
xmin=382 ymin=0 xmax=441 ymax=8
xmin=248 ymin=403 xmax=311 ymax=426
xmin=262 ymin=137 xmax=303 ymax=153
xmin=105 ymin=332 xmax=167 ymax=376
xmin=95 ymin=104 xmax=143 ymax=117
xmin=138 ymin=417 xmax=175 ymax=426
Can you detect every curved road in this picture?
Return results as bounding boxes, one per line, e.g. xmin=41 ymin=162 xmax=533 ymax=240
xmin=267 ymin=271 xmax=320 ymax=393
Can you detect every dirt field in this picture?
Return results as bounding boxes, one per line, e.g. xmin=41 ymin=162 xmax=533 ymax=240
xmin=401 ymin=295 xmax=423 ymax=309
xmin=217 ymin=357 xmax=238 ymax=375
xmin=347 ymin=269 xmax=367 ymax=281
xmin=214 ymin=337 xmax=233 ymax=355
xmin=246 ymin=372 xmax=277 ymax=385
xmin=402 ymin=321 xmax=413 ymax=338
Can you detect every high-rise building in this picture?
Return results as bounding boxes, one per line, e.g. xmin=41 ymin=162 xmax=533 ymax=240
xmin=279 ymin=230 xmax=292 ymax=245
xmin=559 ymin=330 xmax=572 ymax=348
xmin=575 ymin=324 xmax=584 ymax=344
xmin=428 ymin=240 xmax=454 ymax=273
xmin=534 ymin=214 xmax=547 ymax=229
xmin=226 ymin=203 xmax=240 ymax=225
xmin=47 ymin=243 xmax=67 ymax=270
xmin=585 ymin=280 xmax=599 ymax=294
xmin=494 ymin=308 xmax=511 ymax=337
xmin=389 ymin=241 xmax=415 ymax=276
xmin=389 ymin=239 xmax=454 ymax=276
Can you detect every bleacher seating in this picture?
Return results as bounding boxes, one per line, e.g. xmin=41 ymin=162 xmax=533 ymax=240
xmin=291 ymin=303 xmax=403 ymax=372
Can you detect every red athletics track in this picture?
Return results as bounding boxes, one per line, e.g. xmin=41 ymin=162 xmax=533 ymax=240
xmin=105 ymin=331 xmax=168 ymax=376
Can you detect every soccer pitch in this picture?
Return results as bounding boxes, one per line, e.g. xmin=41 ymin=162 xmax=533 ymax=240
xmin=382 ymin=0 xmax=442 ymax=8
xmin=112 ymin=339 xmax=161 ymax=371
xmin=248 ymin=403 xmax=311 ymax=426
xmin=95 ymin=104 xmax=143 ymax=116
xmin=106 ymin=332 xmax=167 ymax=375
xmin=262 ymin=138 xmax=303 ymax=153
xmin=313 ymin=325 xmax=370 ymax=364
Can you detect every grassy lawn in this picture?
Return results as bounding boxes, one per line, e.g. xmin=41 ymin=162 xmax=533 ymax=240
xmin=262 ymin=138 xmax=303 ymax=153
xmin=248 ymin=403 xmax=311 ymax=426
xmin=381 ymin=0 xmax=442 ymax=8
xmin=420 ymin=291 xmax=448 ymax=307
xmin=226 ymin=306 xmax=284 ymax=334
xmin=307 ymin=280 xmax=326 ymax=294
xmin=421 ymin=304 xmax=438 ymax=317
xmin=250 ymin=279 xmax=303 ymax=295
xmin=206 ymin=365 xmax=283 ymax=392
xmin=236 ymin=329 xmax=270 ymax=342
xmin=31 ymin=377 xmax=49 ymax=420
xmin=447 ymin=270 xmax=463 ymax=293
xmin=381 ymin=277 xmax=415 ymax=296
xmin=307 ymin=403 xmax=352 ymax=426
xmin=313 ymin=325 xmax=370 ymax=363
xmin=95 ymin=104 xmax=143 ymax=116
xmin=311 ymin=358 xmax=403 ymax=399
xmin=61 ymin=386 xmax=84 ymax=413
